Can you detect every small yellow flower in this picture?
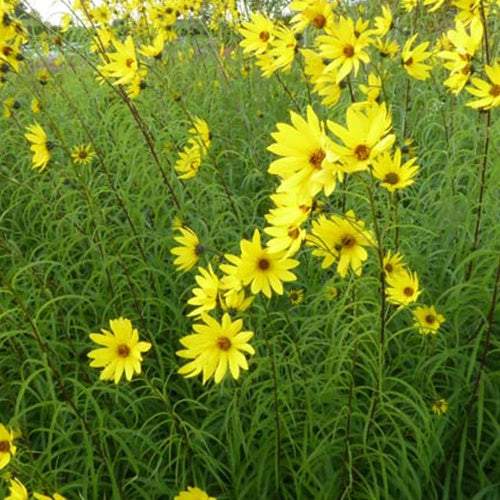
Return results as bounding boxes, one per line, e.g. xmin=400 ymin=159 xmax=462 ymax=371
xmin=71 ymin=144 xmax=95 ymax=165
xmin=431 ymin=398 xmax=448 ymax=416
xmin=0 ymin=424 xmax=17 ymax=470
xmin=287 ymin=288 xmax=304 ymax=305
xmin=88 ymin=318 xmax=152 ymax=384
xmin=4 ymin=478 xmax=27 ymax=500
xmin=174 ymin=486 xmax=216 ymax=500
xmin=25 ymin=122 xmax=50 ymax=172
xmin=34 ymin=493 xmax=67 ymax=500
xmin=171 ymin=226 xmax=204 ymax=272
xmin=413 ymin=305 xmax=445 ymax=335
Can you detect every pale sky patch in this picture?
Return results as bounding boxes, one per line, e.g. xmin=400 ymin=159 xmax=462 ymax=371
xmin=24 ymin=0 xmax=73 ymax=25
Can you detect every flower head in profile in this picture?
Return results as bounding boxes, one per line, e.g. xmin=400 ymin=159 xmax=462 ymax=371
xmin=237 ymin=229 xmax=299 ymax=297
xmin=34 ymin=493 xmax=67 ymax=500
xmin=4 ymin=478 xmax=27 ymax=500
xmin=25 ymin=122 xmax=51 ymax=172
xmin=174 ymin=486 xmax=216 ymax=500
xmin=187 ymin=264 xmax=220 ymax=317
xmin=88 ymin=318 xmax=152 ymax=384
xmin=431 ymin=398 xmax=448 ymax=416
xmin=466 ymin=60 xmax=500 ymax=110
xmin=386 ymin=269 xmax=422 ymax=306
xmin=71 ymin=144 xmax=95 ymax=165
xmin=413 ymin=305 xmax=445 ymax=335
xmin=175 ymin=144 xmax=202 ymax=180
xmin=402 ymin=34 xmax=433 ymax=81
xmin=188 ymin=117 xmax=211 ymax=154
xmin=177 ymin=313 xmax=255 ymax=384
xmin=171 ymin=226 xmax=205 ymax=271
xmin=0 ymin=423 xmax=17 ymax=470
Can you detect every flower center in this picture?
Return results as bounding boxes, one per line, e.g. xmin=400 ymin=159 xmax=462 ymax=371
xmin=309 ymin=148 xmax=326 ymax=169
xmin=78 ymin=150 xmax=88 ymax=159
xmin=343 ymin=44 xmax=354 ymax=58
xmin=194 ymin=244 xmax=205 ymax=256
xmin=425 ymin=314 xmax=435 ymax=324
xmin=404 ymin=56 xmax=413 ymax=66
xmin=258 ymin=258 xmax=270 ymax=271
xmin=384 ymin=263 xmax=393 ymax=273
xmin=403 ymin=287 xmax=414 ymax=297
xmin=354 ymin=144 xmax=370 ymax=161
xmin=288 ymin=227 xmax=300 ymax=239
xmin=489 ymin=84 xmax=500 ymax=97
xmin=2 ymin=45 xmax=12 ymax=56
xmin=384 ymin=172 xmax=400 ymax=185
xmin=125 ymin=57 xmax=135 ymax=68
xmin=116 ymin=344 xmax=130 ymax=357
xmin=217 ymin=336 xmax=231 ymax=351
xmin=341 ymin=235 xmax=355 ymax=248
xmin=312 ymin=14 xmax=326 ymax=29
xmin=0 ymin=440 xmax=10 ymax=453
xmin=259 ymin=31 xmax=270 ymax=42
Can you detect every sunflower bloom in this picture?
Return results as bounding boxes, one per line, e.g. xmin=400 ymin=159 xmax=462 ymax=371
xmin=383 ymin=250 xmax=406 ymax=278
xmin=413 ymin=305 xmax=445 ymax=335
xmin=328 ymin=102 xmax=395 ymax=174
xmin=386 ymin=269 xmax=422 ymax=306
xmin=466 ymin=60 xmax=500 ymax=110
xmin=402 ymin=34 xmax=433 ymax=81
xmin=177 ymin=313 xmax=255 ymax=384
xmin=187 ymin=264 xmax=220 ymax=318
xmin=431 ymin=398 xmax=448 ymax=415
xmin=308 ymin=210 xmax=375 ymax=277
xmin=4 ymin=478 xmax=27 ymax=500
xmin=268 ymin=105 xmax=339 ymax=201
xmin=175 ymin=144 xmax=202 ymax=180
xmin=71 ymin=144 xmax=95 ymax=165
xmin=174 ymin=486 xmax=216 ymax=500
xmin=88 ymin=318 xmax=152 ymax=384
xmin=25 ymin=122 xmax=51 ymax=172
xmin=171 ymin=226 xmax=205 ymax=271
xmin=372 ymin=149 xmax=419 ymax=191
xmin=316 ymin=16 xmax=373 ymax=83
xmin=237 ymin=229 xmax=299 ymax=297
xmin=0 ymin=423 xmax=17 ymax=470
xmin=239 ymin=12 xmax=275 ymax=56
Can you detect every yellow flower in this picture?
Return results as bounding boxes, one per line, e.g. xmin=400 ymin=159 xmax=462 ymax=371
xmin=413 ymin=305 xmax=445 ymax=335
xmin=328 ymin=101 xmax=395 ymax=174
xmin=402 ymin=34 xmax=433 ymax=81
xmin=385 ymin=270 xmax=422 ymax=306
xmin=88 ymin=318 xmax=152 ymax=384
xmin=171 ymin=226 xmax=204 ymax=271
xmin=383 ymin=250 xmax=406 ymax=278
xmin=187 ymin=264 xmax=220 ymax=318
xmin=308 ymin=210 xmax=375 ymax=277
xmin=431 ymin=398 xmax=448 ymax=415
xmin=174 ymin=486 xmax=216 ymax=500
xmin=25 ymin=122 xmax=50 ymax=172
xmin=34 ymin=493 xmax=67 ymax=500
xmin=373 ymin=4 xmax=393 ymax=37
xmin=71 ymin=144 xmax=95 ymax=165
xmin=316 ymin=16 xmax=373 ymax=83
xmin=4 ymin=478 xmax=27 ymax=500
xmin=37 ymin=69 xmax=50 ymax=85
xmin=372 ymin=149 xmax=419 ymax=192
xmin=466 ymin=60 xmax=500 ymax=110
xmin=31 ymin=97 xmax=41 ymax=113
xmin=359 ymin=72 xmax=382 ymax=102
xmin=287 ymin=288 xmax=304 ymax=305
xmin=177 ymin=313 xmax=255 ymax=384
xmin=0 ymin=423 xmax=17 ymax=470
xmin=239 ymin=12 xmax=275 ymax=56
xmin=188 ymin=117 xmax=211 ymax=154
xmin=268 ymin=105 xmax=339 ymax=201
xmin=98 ymin=36 xmax=143 ymax=86
xmin=290 ymin=0 xmax=335 ymax=33
xmin=237 ymin=229 xmax=299 ymax=297
xmin=175 ymin=144 xmax=202 ymax=180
